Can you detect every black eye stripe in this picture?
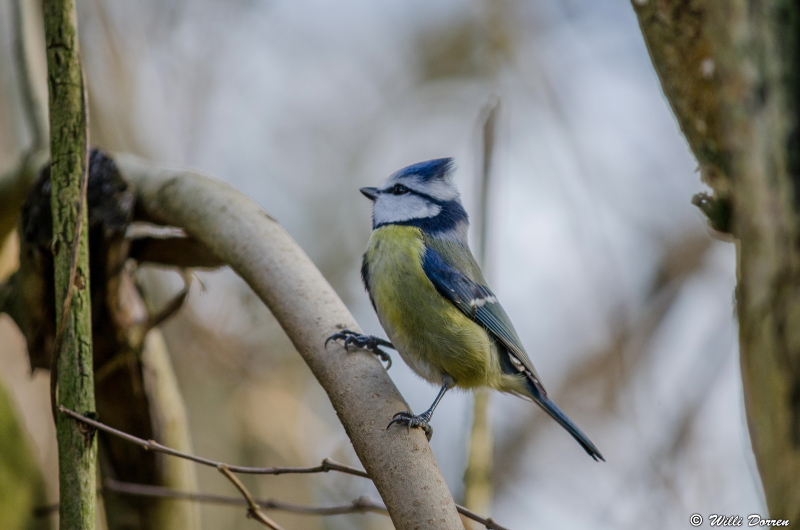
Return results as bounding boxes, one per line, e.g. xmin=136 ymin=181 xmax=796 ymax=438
xmin=380 ymin=185 xmax=441 ymax=204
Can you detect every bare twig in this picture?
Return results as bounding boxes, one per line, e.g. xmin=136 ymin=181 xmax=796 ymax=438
xmin=96 ymin=270 xmax=192 ymax=382
xmin=95 ymin=271 xmax=192 ymax=385
xmin=218 ymin=465 xmax=286 ymax=530
xmin=102 ymin=479 xmax=388 ymax=516
xmin=34 ymin=480 xmax=390 ymax=517
xmin=58 ymin=406 xmax=510 ymax=529
xmin=455 ymin=506 xmax=508 ymax=530
xmin=57 ymin=406 xmax=369 ymax=478
xmin=36 ymin=478 xmax=511 ymax=530
xmin=108 ymin=477 xmax=508 ymax=530
xmin=141 ymin=270 xmax=192 ymax=334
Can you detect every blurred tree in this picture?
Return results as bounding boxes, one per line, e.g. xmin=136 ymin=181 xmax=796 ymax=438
xmin=0 ymin=378 xmax=47 ymax=530
xmin=1 ymin=1 xmax=202 ymax=528
xmin=633 ymin=0 xmax=800 ymax=520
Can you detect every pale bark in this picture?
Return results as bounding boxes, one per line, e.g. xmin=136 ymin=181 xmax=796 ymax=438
xmin=139 ymin=330 xmax=202 ymax=530
xmin=118 ymin=154 xmax=465 ymax=530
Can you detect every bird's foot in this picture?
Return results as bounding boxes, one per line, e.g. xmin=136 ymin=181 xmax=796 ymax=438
xmin=387 ymin=411 xmax=433 ymax=441
xmin=325 ymin=329 xmax=393 ymax=369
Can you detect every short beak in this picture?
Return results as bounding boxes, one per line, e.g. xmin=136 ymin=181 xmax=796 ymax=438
xmin=360 ymin=187 xmax=379 ymax=201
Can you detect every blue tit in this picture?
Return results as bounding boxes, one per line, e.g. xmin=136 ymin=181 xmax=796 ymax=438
xmin=327 ymin=158 xmax=603 ymax=461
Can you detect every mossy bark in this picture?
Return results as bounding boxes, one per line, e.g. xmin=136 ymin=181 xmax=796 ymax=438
xmin=632 ymin=0 xmax=800 ymax=519
xmin=42 ymin=0 xmax=97 ymax=528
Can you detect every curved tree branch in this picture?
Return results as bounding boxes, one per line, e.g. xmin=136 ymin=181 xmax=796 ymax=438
xmin=116 ymin=154 xmax=465 ymax=529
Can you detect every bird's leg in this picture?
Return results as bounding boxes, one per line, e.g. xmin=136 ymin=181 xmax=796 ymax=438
xmin=325 ymin=329 xmax=394 ymax=369
xmin=387 ymin=376 xmax=454 ymax=441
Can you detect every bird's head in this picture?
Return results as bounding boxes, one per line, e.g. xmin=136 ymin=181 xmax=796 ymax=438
xmin=360 ymin=158 xmax=468 ymax=236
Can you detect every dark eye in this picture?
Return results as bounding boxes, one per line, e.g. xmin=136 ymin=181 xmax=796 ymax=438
xmin=391 ymin=184 xmax=410 ymax=195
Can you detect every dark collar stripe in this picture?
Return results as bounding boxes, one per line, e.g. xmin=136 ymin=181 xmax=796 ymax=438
xmin=374 ymin=199 xmax=468 ymax=234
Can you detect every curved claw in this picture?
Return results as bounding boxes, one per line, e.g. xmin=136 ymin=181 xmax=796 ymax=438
xmin=325 ymin=330 xmax=355 ymax=348
xmin=325 ymin=329 xmax=393 ymax=370
xmin=378 ymin=351 xmax=392 ymax=370
xmin=387 ymin=411 xmax=434 ymax=441
xmin=324 ymin=332 xmax=344 ymax=348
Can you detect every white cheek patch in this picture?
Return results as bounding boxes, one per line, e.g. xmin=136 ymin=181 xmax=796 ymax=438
xmin=373 ymin=194 xmax=442 ymax=225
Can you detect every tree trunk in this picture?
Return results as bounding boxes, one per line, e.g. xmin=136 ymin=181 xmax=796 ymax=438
xmin=632 ymin=0 xmax=800 ymax=518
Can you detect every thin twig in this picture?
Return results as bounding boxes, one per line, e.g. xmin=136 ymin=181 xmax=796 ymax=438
xmin=455 ymin=505 xmax=509 ymax=530
xmin=95 ymin=271 xmax=192 ymax=385
xmin=142 ymin=270 xmax=192 ymax=333
xmin=218 ymin=465 xmax=286 ymax=530
xmin=34 ymin=479 xmax=389 ymax=518
xmin=104 ymin=479 xmax=388 ymax=515
xmin=57 ymin=406 xmax=369 ymax=478
xmin=58 ymin=406 xmax=510 ymax=529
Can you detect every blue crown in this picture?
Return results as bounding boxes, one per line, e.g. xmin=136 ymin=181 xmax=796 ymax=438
xmin=394 ymin=158 xmax=454 ymax=182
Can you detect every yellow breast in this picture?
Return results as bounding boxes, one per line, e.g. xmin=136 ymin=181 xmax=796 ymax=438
xmin=365 ymin=225 xmax=502 ymax=388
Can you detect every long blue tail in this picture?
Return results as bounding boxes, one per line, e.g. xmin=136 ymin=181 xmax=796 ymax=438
xmin=526 ymin=378 xmax=605 ymax=462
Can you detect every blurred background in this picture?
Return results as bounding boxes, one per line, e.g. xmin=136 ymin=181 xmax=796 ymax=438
xmin=0 ymin=0 xmax=765 ymax=528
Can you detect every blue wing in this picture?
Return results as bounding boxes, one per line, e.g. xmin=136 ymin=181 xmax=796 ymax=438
xmin=421 ymin=244 xmax=545 ymax=390
xmin=422 ymin=243 xmax=605 ymax=461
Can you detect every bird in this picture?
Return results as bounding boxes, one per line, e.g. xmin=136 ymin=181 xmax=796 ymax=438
xmin=326 ymin=158 xmax=604 ymax=461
